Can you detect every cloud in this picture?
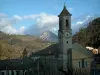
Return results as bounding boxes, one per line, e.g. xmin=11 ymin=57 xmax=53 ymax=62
xmin=24 ymin=12 xmax=59 ymax=35
xmin=23 ymin=12 xmax=58 ymax=28
xmin=76 ymin=21 xmax=84 ymax=25
xmin=0 ymin=12 xmax=96 ymax=36
xmin=2 ymin=26 xmax=18 ymax=34
xmin=0 ymin=13 xmax=25 ymax=35
xmin=0 ymin=18 xmax=12 ymax=30
xmin=19 ymin=26 xmax=25 ymax=35
xmin=21 ymin=13 xmax=95 ymax=36
xmin=2 ymin=26 xmax=25 ymax=35
xmin=12 ymin=15 xmax=23 ymax=20
xmin=0 ymin=13 xmax=7 ymax=18
xmin=36 ymin=13 xmax=58 ymax=27
xmin=25 ymin=13 xmax=95 ymax=36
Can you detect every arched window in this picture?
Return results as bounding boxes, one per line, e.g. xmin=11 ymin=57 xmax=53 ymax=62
xmin=67 ymin=34 xmax=68 ymax=36
xmin=59 ymin=19 xmax=62 ymax=30
xmin=66 ymin=20 xmax=69 ymax=28
xmin=79 ymin=61 xmax=80 ymax=67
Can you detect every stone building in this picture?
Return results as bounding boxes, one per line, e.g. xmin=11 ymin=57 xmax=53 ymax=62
xmin=0 ymin=4 xmax=93 ymax=75
xmin=30 ymin=4 xmax=93 ymax=75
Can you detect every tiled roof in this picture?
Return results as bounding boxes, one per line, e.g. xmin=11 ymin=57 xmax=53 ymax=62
xmin=32 ymin=42 xmax=93 ymax=59
xmin=58 ymin=5 xmax=71 ymax=16
xmin=33 ymin=44 xmax=59 ymax=56
xmin=72 ymin=42 xmax=93 ymax=59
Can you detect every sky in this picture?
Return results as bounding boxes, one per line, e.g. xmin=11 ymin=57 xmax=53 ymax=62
xmin=0 ymin=0 xmax=100 ymax=36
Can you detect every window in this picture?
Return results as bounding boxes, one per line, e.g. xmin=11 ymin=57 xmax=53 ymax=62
xmin=67 ymin=34 xmax=68 ymax=36
xmin=59 ymin=20 xmax=62 ymax=30
xmin=66 ymin=20 xmax=69 ymax=28
xmin=79 ymin=61 xmax=80 ymax=67
xmin=82 ymin=59 xmax=84 ymax=68
xmin=85 ymin=61 xmax=87 ymax=67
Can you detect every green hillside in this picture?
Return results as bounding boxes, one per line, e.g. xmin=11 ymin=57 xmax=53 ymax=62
xmin=73 ymin=17 xmax=100 ymax=48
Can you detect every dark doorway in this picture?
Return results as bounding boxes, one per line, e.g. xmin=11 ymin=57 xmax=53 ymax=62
xmin=16 ymin=70 xmax=19 ymax=75
xmin=1 ymin=72 xmax=5 ymax=75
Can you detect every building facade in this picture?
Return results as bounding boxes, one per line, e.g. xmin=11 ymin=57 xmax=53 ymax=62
xmin=0 ymin=4 xmax=93 ymax=75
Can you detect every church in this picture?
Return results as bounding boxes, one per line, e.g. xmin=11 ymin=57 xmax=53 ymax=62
xmin=0 ymin=4 xmax=93 ymax=75
xmin=30 ymin=4 xmax=93 ymax=75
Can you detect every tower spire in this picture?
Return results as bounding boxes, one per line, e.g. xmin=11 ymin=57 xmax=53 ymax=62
xmin=64 ymin=0 xmax=67 ymax=8
xmin=64 ymin=2 xmax=66 ymax=9
xmin=63 ymin=2 xmax=66 ymax=10
xmin=64 ymin=2 xmax=66 ymax=7
xmin=58 ymin=1 xmax=71 ymax=16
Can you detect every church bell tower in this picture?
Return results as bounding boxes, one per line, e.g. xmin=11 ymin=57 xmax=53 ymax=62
xmin=58 ymin=4 xmax=72 ymax=72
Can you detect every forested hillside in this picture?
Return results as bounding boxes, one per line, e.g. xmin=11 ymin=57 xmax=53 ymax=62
xmin=73 ymin=17 xmax=100 ymax=48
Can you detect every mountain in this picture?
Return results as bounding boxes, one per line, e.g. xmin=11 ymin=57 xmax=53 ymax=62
xmin=73 ymin=17 xmax=100 ymax=48
xmin=39 ymin=31 xmax=58 ymax=42
xmin=0 ymin=31 xmax=54 ymax=60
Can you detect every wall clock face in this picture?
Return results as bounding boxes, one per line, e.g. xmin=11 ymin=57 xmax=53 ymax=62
xmin=59 ymin=32 xmax=71 ymax=38
xmin=64 ymin=33 xmax=71 ymax=39
xmin=65 ymin=33 xmax=68 ymax=37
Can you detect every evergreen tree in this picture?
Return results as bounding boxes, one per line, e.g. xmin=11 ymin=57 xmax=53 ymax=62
xmin=73 ymin=17 xmax=100 ymax=48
